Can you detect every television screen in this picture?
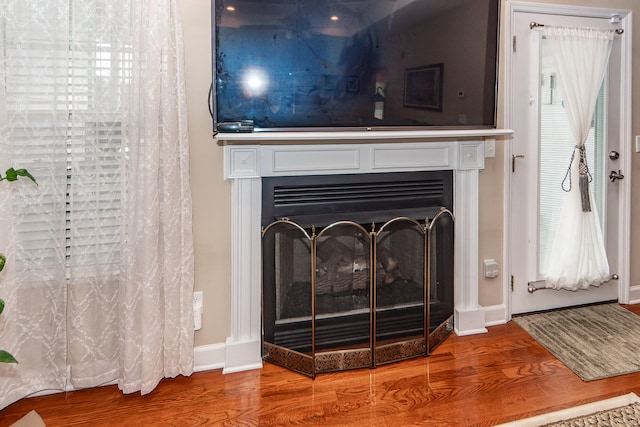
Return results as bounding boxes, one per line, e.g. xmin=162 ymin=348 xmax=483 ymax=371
xmin=212 ymin=0 xmax=499 ymax=131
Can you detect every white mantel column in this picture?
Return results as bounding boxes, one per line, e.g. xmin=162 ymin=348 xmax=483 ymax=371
xmin=223 ymin=147 xmax=263 ymax=373
xmin=454 ymin=168 xmax=488 ymax=336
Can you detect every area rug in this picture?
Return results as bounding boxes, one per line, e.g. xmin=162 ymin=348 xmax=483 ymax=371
xmin=513 ymin=303 xmax=640 ymax=381
xmin=495 ymin=392 xmax=640 ymax=426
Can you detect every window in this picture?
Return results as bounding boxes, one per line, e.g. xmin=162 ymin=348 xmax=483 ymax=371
xmin=3 ymin=5 xmax=130 ymax=284
xmin=537 ymin=37 xmax=606 ymax=277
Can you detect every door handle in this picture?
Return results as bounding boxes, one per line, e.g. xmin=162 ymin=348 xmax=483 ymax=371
xmin=609 ymin=170 xmax=624 ymax=182
xmin=512 ymin=154 xmax=525 ymax=173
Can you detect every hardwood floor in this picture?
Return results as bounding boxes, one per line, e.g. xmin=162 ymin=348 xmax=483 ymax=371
xmin=2 ymin=305 xmax=640 ymax=426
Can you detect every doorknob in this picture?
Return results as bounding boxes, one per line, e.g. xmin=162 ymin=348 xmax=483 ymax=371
xmin=609 ymin=150 xmax=620 ymax=160
xmin=609 ymin=170 xmax=624 ymax=182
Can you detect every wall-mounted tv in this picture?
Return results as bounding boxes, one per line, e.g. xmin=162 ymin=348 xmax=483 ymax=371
xmin=212 ymin=0 xmax=500 ymax=132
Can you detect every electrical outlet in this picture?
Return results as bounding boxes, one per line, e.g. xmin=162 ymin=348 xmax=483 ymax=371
xmin=193 ymin=291 xmax=203 ymax=331
xmin=484 ymin=139 xmax=496 ymax=158
xmin=193 ymin=291 xmax=203 ymax=307
xmin=483 ymin=259 xmax=499 ymax=278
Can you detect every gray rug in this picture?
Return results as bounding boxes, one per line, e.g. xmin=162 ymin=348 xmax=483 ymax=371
xmin=513 ymin=303 xmax=640 ymax=381
xmin=541 ymin=402 xmax=640 ymax=426
xmin=495 ymin=392 xmax=640 ymax=426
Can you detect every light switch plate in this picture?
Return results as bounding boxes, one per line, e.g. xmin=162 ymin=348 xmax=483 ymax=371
xmin=484 ymin=139 xmax=496 ymax=158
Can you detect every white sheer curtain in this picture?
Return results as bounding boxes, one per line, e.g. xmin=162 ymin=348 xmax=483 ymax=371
xmin=0 ymin=0 xmax=194 ymax=409
xmin=542 ymin=26 xmax=614 ymax=290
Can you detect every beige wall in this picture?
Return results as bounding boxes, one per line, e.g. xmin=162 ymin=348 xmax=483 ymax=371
xmin=180 ymin=0 xmax=231 ymax=346
xmin=180 ymin=0 xmax=640 ymax=346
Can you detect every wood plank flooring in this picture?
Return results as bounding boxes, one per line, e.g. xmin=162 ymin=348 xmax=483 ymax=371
xmin=2 ymin=305 xmax=640 ymax=426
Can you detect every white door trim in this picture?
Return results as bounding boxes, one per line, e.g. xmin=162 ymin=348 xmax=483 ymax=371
xmin=503 ymin=1 xmax=633 ymax=319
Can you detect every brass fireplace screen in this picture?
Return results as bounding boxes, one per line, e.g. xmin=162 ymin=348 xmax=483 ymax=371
xmin=261 ymin=208 xmax=454 ymax=378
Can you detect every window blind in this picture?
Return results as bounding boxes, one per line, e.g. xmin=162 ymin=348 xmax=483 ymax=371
xmin=4 ymin=12 xmax=128 ymax=284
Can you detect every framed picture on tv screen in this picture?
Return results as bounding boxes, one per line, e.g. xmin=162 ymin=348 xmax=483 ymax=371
xmin=404 ymin=64 xmax=443 ymax=111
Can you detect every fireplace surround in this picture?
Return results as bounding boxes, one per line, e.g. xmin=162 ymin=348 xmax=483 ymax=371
xmin=218 ymin=130 xmax=511 ymax=374
xmin=261 ymin=171 xmax=455 ymax=375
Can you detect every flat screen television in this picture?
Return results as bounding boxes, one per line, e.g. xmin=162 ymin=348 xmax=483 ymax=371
xmin=211 ymin=0 xmax=500 ymax=132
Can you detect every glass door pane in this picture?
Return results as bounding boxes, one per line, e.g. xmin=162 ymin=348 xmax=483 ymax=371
xmin=537 ymin=37 xmax=606 ymax=278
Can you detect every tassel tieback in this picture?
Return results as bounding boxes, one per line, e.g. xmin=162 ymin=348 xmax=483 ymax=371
xmin=561 ymin=145 xmax=592 ymax=212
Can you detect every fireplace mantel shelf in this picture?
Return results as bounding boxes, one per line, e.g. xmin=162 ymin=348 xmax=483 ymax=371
xmin=215 ymin=128 xmax=513 ymax=145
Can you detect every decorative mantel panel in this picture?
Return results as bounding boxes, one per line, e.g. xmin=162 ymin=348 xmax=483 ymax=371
xmin=219 ymin=133 xmax=507 ymax=374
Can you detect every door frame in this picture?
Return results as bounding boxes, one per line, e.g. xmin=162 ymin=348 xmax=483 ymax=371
xmin=503 ymin=1 xmax=633 ymax=319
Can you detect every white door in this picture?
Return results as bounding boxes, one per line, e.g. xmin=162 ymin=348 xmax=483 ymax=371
xmin=509 ymin=8 xmax=630 ymax=314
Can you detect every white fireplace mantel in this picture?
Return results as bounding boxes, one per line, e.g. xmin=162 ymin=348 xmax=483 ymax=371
xmin=217 ymin=129 xmax=511 ymax=374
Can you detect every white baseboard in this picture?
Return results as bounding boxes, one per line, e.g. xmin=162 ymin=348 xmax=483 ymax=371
xmin=483 ymin=303 xmax=508 ymax=326
xmin=628 ymin=285 xmax=640 ymax=305
xmin=223 ymin=338 xmax=263 ymax=374
xmin=193 ymin=343 xmax=226 ymax=372
xmin=455 ymin=307 xmax=488 ymax=336
xmin=193 ymin=339 xmax=263 ymax=374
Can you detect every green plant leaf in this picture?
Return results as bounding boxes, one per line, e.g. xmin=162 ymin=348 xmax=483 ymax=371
xmin=0 ymin=298 xmax=4 ymax=315
xmin=4 ymin=168 xmax=18 ymax=182
xmin=14 ymin=169 xmax=37 ymax=185
xmin=0 ymin=253 xmax=5 ymax=273
xmin=0 ymin=350 xmax=18 ymax=363
xmin=2 ymin=167 xmax=37 ymax=184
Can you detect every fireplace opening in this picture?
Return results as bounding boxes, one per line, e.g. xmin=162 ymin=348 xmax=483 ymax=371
xmin=261 ymin=171 xmax=454 ymax=376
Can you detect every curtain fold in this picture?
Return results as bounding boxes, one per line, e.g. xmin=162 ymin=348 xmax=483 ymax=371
xmin=0 ymin=0 xmax=194 ymax=409
xmin=116 ymin=0 xmax=195 ymax=395
xmin=542 ymin=26 xmax=614 ymax=290
xmin=0 ymin=0 xmax=70 ymax=407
